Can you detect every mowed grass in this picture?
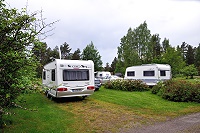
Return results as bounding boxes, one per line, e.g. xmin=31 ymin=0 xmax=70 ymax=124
xmin=174 ymin=76 xmax=200 ymax=84
xmin=2 ymin=87 xmax=200 ymax=133
xmin=2 ymin=94 xmax=79 ymax=133
xmin=92 ymin=87 xmax=200 ymax=116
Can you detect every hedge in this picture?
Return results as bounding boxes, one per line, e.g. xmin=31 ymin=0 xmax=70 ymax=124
xmin=151 ymin=80 xmax=200 ymax=103
xmin=104 ymin=79 xmax=149 ymax=92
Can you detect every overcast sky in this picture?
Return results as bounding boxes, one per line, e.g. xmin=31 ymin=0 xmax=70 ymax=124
xmin=6 ymin=0 xmax=200 ymax=66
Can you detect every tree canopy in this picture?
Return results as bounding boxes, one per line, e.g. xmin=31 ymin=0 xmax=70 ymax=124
xmin=81 ymin=41 xmax=103 ymax=71
xmin=116 ymin=21 xmax=188 ymax=76
xmin=181 ymin=64 xmax=198 ymax=79
xmin=60 ymin=42 xmax=72 ymax=59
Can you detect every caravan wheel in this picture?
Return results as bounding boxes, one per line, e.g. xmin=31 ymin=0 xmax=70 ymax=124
xmin=46 ymin=91 xmax=50 ymax=98
xmin=82 ymin=96 xmax=87 ymax=100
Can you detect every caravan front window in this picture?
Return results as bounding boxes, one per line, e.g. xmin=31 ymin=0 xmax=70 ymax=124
xmin=52 ymin=69 xmax=55 ymax=81
xmin=43 ymin=71 xmax=46 ymax=80
xmin=143 ymin=71 xmax=155 ymax=76
xmin=63 ymin=69 xmax=89 ymax=81
xmin=127 ymin=71 xmax=135 ymax=76
xmin=160 ymin=70 xmax=166 ymax=76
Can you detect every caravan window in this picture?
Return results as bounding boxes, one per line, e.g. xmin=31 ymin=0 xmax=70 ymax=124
xmin=51 ymin=69 xmax=55 ymax=81
xmin=43 ymin=71 xmax=46 ymax=80
xmin=127 ymin=71 xmax=135 ymax=76
xmin=143 ymin=71 xmax=155 ymax=76
xmin=63 ymin=69 xmax=89 ymax=81
xmin=160 ymin=70 xmax=166 ymax=76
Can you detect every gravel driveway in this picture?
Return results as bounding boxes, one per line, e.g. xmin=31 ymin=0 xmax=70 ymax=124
xmin=122 ymin=112 xmax=200 ymax=133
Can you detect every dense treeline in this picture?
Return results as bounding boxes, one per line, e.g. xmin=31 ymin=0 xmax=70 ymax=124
xmin=32 ymin=21 xmax=200 ymax=78
xmin=32 ymin=41 xmax=103 ymax=77
xmin=115 ymin=21 xmax=200 ymax=77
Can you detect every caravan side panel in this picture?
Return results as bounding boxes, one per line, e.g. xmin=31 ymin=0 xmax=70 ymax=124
xmin=124 ymin=64 xmax=171 ymax=86
xmin=42 ymin=60 xmax=58 ymax=97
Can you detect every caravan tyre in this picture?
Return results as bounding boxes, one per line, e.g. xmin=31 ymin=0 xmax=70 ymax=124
xmin=46 ymin=91 xmax=50 ymax=98
xmin=95 ymin=88 xmax=99 ymax=91
xmin=82 ymin=96 xmax=87 ymax=100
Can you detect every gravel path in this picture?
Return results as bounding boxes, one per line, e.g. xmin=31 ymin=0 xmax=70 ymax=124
xmin=121 ymin=112 xmax=200 ymax=133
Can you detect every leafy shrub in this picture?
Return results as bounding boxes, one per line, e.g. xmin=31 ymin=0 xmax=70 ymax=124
xmin=104 ymin=79 xmax=149 ymax=92
xmin=0 ymin=0 xmax=54 ymax=128
xmin=180 ymin=64 xmax=198 ymax=79
xmin=151 ymin=81 xmax=163 ymax=94
xmin=151 ymin=80 xmax=200 ymax=103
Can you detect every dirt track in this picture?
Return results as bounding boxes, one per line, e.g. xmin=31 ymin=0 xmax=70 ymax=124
xmin=121 ymin=112 xmax=200 ymax=133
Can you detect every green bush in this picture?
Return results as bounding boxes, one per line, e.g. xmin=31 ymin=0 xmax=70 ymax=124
xmin=104 ymin=79 xmax=149 ymax=92
xmin=0 ymin=0 xmax=55 ymax=128
xmin=151 ymin=80 xmax=200 ymax=103
xmin=151 ymin=81 xmax=164 ymax=94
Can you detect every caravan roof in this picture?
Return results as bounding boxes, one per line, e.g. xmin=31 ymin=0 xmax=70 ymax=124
xmin=126 ymin=64 xmax=171 ymax=70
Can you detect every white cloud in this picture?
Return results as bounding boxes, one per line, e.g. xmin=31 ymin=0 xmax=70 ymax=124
xmin=5 ymin=0 xmax=200 ymax=65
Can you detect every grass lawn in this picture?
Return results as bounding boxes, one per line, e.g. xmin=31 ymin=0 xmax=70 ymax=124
xmin=2 ymin=93 xmax=78 ymax=133
xmin=174 ymin=76 xmax=200 ymax=83
xmin=2 ymin=87 xmax=200 ymax=133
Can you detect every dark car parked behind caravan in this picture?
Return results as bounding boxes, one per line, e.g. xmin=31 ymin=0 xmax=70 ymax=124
xmin=94 ymin=78 xmax=101 ymax=91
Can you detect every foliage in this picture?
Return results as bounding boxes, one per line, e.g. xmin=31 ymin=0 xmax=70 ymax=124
xmin=71 ymin=48 xmax=81 ymax=60
xmin=104 ymin=79 xmax=149 ymax=92
xmin=50 ymin=46 xmax=60 ymax=59
xmin=195 ymin=43 xmax=200 ymax=66
xmin=117 ymin=21 xmax=152 ymax=72
xmin=161 ymin=47 xmax=185 ymax=76
xmin=32 ymin=42 xmax=50 ymax=78
xmin=60 ymin=42 xmax=72 ymax=59
xmin=111 ymin=57 xmax=117 ymax=73
xmin=151 ymin=80 xmax=200 ymax=103
xmin=179 ymin=42 xmax=188 ymax=61
xmin=116 ymin=21 xmax=187 ymax=77
xmin=151 ymin=81 xmax=164 ymax=94
xmin=162 ymin=38 xmax=170 ymax=53
xmin=104 ymin=62 xmax=111 ymax=72
xmin=181 ymin=64 xmax=198 ymax=79
xmin=186 ymin=45 xmax=195 ymax=65
xmin=150 ymin=34 xmax=161 ymax=60
xmin=115 ymin=59 xmax=126 ymax=75
xmin=81 ymin=41 xmax=103 ymax=71
xmin=0 ymin=1 xmax=55 ymax=128
xmin=195 ymin=44 xmax=200 ymax=70
xmin=178 ymin=42 xmax=195 ymax=66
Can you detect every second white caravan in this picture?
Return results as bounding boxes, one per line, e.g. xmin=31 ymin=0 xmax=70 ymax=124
xmin=42 ymin=59 xmax=95 ymax=98
xmin=95 ymin=71 xmax=111 ymax=78
xmin=124 ymin=64 xmax=171 ymax=86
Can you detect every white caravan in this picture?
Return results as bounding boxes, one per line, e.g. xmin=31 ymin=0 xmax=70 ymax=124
xmin=124 ymin=64 xmax=171 ymax=86
xmin=42 ymin=59 xmax=95 ymax=98
xmin=94 ymin=71 xmax=112 ymax=84
xmin=95 ymin=71 xmax=111 ymax=78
